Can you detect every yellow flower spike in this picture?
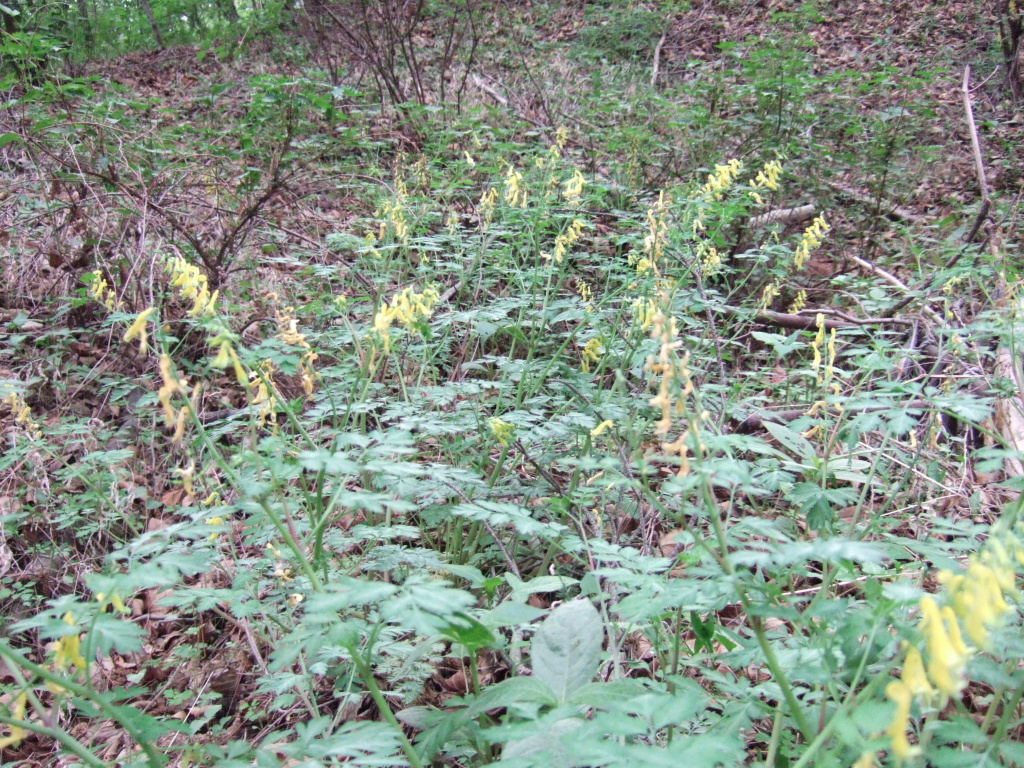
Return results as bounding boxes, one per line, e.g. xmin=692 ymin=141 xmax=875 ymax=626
xmin=982 ymin=541 xmax=1017 ymax=593
xmin=885 ymin=680 xmax=920 ymax=763
xmin=96 ymin=591 xmax=128 ymax=614
xmin=288 ymin=593 xmax=304 ymax=607
xmin=158 ymin=354 xmax=187 ymax=427
xmin=851 ymin=752 xmax=876 ymax=768
xmin=901 ymin=645 xmax=935 ymax=700
xmin=488 ymin=417 xmax=514 ymax=447
xmin=581 ymin=338 xmax=603 ymax=373
xmin=206 ymin=516 xmax=225 ymax=541
xmin=173 ymin=460 xmax=196 ymax=496
xmin=0 ymin=692 xmax=27 ymax=749
xmin=123 ymin=306 xmax=156 ymax=355
xmin=171 ymin=408 xmax=187 ymax=445
xmin=54 ymin=613 xmax=87 ymax=673
xmin=590 ymin=420 xmax=614 ymax=438
xmin=919 ymin=596 xmax=967 ymax=697
xmin=810 ymin=314 xmax=825 ymax=382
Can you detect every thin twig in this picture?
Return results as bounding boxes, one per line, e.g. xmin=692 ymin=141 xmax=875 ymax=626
xmin=650 ymin=31 xmax=667 ymax=87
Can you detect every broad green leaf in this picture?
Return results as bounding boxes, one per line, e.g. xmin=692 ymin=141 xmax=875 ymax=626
xmin=531 ymin=600 xmax=602 ymax=702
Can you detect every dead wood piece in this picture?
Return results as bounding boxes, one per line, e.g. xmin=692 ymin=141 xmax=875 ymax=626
xmin=715 ymin=304 xmax=912 ymax=332
xmin=748 ymin=204 xmax=817 ymax=230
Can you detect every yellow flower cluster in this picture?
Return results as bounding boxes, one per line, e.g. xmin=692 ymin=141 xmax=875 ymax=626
xmin=54 ymin=612 xmax=86 ymax=673
xmin=123 ymin=307 xmax=156 ymax=355
xmin=4 ymin=390 xmax=41 ymax=439
xmin=158 ymin=354 xmax=200 ymax=444
xmin=377 ymin=198 xmax=409 ymax=243
xmin=700 ymin=159 xmax=743 ymax=200
xmin=577 ymin=281 xmax=593 ymax=308
xmin=581 ymin=337 xmax=604 ymax=373
xmin=788 ymin=289 xmax=807 ymax=314
xmin=543 ymin=218 xmax=586 ymax=265
xmin=792 ymin=215 xmax=829 ymax=271
xmin=488 ymin=417 xmax=514 ymax=446
xmin=0 ymin=692 xmax=26 ymax=749
xmin=646 ymin=302 xmax=699 ymax=476
xmin=632 ymin=297 xmax=658 ymax=330
xmin=562 ymin=169 xmax=586 ymax=204
xmin=637 ymin=191 xmax=670 ymax=275
xmin=504 ymin=165 xmax=528 ymax=208
xmin=251 ymin=358 xmax=278 ymax=430
xmin=759 ymin=280 xmax=780 ymax=311
xmin=275 ymin=306 xmax=318 ymax=400
xmin=371 ymin=286 xmax=439 ymax=354
xmin=884 ymin=539 xmax=1018 ymax=763
xmin=85 ymin=271 xmax=122 ymax=311
xmin=748 ymin=160 xmax=783 ymax=205
xmin=478 ymin=187 xmax=499 ymax=231
xmin=809 ymin=313 xmax=837 ymax=385
xmin=166 ymin=256 xmax=218 ymax=317
xmin=697 ymin=241 xmax=721 ymax=277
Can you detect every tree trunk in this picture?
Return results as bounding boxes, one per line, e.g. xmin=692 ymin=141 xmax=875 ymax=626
xmin=75 ymin=0 xmax=95 ymax=54
xmin=217 ymin=0 xmax=239 ymax=23
xmin=136 ymin=0 xmax=164 ymax=49
xmin=2 ymin=0 xmax=20 ymax=35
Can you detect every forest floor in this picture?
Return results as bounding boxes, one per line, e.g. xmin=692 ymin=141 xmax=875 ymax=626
xmin=1 ymin=0 xmax=1023 ymax=765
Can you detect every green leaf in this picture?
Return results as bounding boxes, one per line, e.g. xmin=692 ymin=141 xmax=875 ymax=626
xmin=531 ymin=600 xmax=603 ymax=702
xmin=441 ymin=612 xmax=496 ymax=652
xmin=0 ymin=132 xmax=20 ymax=149
xmin=764 ymin=421 xmax=817 ymax=461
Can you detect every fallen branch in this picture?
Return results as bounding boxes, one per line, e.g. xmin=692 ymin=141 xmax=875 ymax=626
xmin=650 ymin=31 xmax=667 ymax=87
xmin=715 ymin=304 xmax=913 ymax=332
xmin=748 ymin=204 xmax=817 ymax=230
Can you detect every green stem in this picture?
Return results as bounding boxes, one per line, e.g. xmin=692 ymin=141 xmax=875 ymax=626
xmin=0 ymin=642 xmax=166 ymax=767
xmin=0 ymin=715 xmax=108 ymax=768
xmin=348 ymin=646 xmax=425 ymax=768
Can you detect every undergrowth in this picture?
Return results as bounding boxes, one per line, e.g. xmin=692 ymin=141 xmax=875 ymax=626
xmin=1 ymin=1 xmax=1024 ymax=766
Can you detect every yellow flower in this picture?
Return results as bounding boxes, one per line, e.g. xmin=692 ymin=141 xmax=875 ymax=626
xmin=0 ymin=692 xmax=27 ymax=749
xmin=851 ymin=752 xmax=876 ymax=768
xmin=759 ymin=281 xmax=779 ymax=310
xmin=54 ymin=613 xmax=87 ymax=673
xmin=901 ymin=645 xmax=935 ymax=700
xmin=562 ymin=169 xmax=586 ymax=203
xmin=488 ymin=417 xmax=514 ymax=447
xmin=504 ymin=166 xmax=527 ymax=208
xmin=123 ymin=307 xmax=156 ymax=354
xmin=4 ymin=391 xmax=41 ymax=438
xmin=581 ymin=337 xmax=603 ymax=373
xmin=919 ymin=596 xmax=967 ymax=698
xmin=810 ymin=314 xmax=825 ymax=382
xmin=793 ymin=215 xmax=829 ymax=270
xmin=96 ymin=591 xmax=128 ymax=614
xmin=885 ymin=680 xmax=920 ymax=763
xmin=590 ymin=420 xmax=614 ymax=438
xmin=206 ymin=516 xmax=225 ymax=541
xmin=749 ymin=160 xmax=783 ymax=204
xmin=700 ymin=158 xmax=743 ymax=199
xmin=158 ymin=354 xmax=187 ymax=427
